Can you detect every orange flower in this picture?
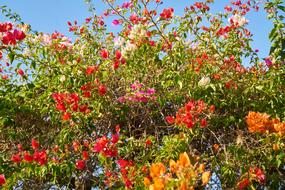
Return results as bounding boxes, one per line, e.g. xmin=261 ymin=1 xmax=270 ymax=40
xmin=274 ymin=122 xmax=285 ymax=135
xmin=246 ymin=112 xmax=271 ymax=133
xmin=150 ymin=163 xmax=166 ymax=178
xmin=213 ymin=144 xmax=219 ymax=152
xmin=178 ymin=152 xmax=191 ymax=167
xmin=144 ymin=177 xmax=151 ymax=187
xmin=150 ymin=178 xmax=165 ymax=190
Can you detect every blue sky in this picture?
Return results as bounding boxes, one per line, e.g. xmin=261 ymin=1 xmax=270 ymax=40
xmin=1 ymin=0 xmax=272 ymax=61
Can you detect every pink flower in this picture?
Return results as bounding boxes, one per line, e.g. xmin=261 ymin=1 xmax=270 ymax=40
xmin=265 ymin=57 xmax=272 ymax=68
xmin=112 ymin=19 xmax=120 ymax=26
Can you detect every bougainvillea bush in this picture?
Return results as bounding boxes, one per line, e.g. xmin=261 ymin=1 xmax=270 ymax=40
xmin=0 ymin=0 xmax=285 ymax=189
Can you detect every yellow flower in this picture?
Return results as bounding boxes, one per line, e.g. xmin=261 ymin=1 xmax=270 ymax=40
xmin=169 ymin=159 xmax=177 ymax=173
xmin=202 ymin=171 xmax=211 ymax=186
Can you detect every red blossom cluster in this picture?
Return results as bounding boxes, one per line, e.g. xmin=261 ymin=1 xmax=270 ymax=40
xmin=0 ymin=22 xmax=26 ymax=46
xmin=93 ymin=133 xmax=119 ymax=158
xmin=238 ymin=167 xmax=266 ymax=189
xmin=52 ymin=92 xmax=81 ymax=120
xmin=160 ymin=8 xmax=174 ymax=20
xmin=11 ymin=139 xmax=48 ymax=166
xmin=113 ymin=50 xmax=126 ymax=70
xmin=166 ymin=100 xmax=215 ymax=129
xmin=52 ymin=83 xmax=106 ymax=121
xmin=117 ymin=159 xmax=134 ymax=188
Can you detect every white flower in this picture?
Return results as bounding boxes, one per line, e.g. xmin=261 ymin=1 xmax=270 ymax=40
xmin=114 ymin=36 xmax=125 ymax=47
xmin=23 ymin=48 xmax=31 ymax=57
xmin=59 ymin=75 xmax=66 ymax=82
xmin=41 ymin=34 xmax=52 ymax=45
xmin=228 ymin=14 xmax=248 ymax=27
xmin=198 ymin=76 xmax=211 ymax=87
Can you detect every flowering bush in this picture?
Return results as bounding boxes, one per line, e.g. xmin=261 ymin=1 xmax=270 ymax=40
xmin=0 ymin=0 xmax=285 ymax=189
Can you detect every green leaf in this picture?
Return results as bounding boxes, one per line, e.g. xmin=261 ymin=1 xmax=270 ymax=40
xmin=8 ymin=52 xmax=15 ymax=63
xmin=277 ymin=5 xmax=285 ymax=12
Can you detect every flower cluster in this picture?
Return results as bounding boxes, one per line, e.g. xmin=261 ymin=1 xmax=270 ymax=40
xmin=117 ymin=159 xmax=134 ymax=188
xmin=166 ymin=100 xmax=214 ymax=129
xmin=144 ymin=152 xmax=211 ymax=190
xmin=93 ymin=133 xmax=119 ymax=158
xmin=118 ymin=81 xmax=157 ymax=103
xmin=246 ymin=112 xmax=285 ymax=135
xmin=237 ymin=167 xmax=266 ymax=189
xmin=228 ymin=14 xmax=248 ymax=27
xmin=160 ymin=8 xmax=174 ymax=20
xmin=11 ymin=139 xmax=48 ymax=166
xmin=0 ymin=22 xmax=26 ymax=46
xmin=52 ymin=92 xmax=81 ymax=120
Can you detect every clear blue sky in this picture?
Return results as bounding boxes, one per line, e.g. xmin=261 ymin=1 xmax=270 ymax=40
xmin=1 ymin=0 xmax=272 ymax=61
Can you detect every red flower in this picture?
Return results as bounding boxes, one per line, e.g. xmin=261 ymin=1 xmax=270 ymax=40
xmin=72 ymin=103 xmax=79 ymax=111
xmin=160 ymin=8 xmax=174 ymax=19
xmin=166 ymin=116 xmax=175 ymax=124
xmin=93 ymin=136 xmax=108 ymax=153
xmin=82 ymin=151 xmax=89 ymax=160
xmin=117 ymin=159 xmax=130 ymax=168
xmin=0 ymin=22 xmax=12 ymax=32
xmin=17 ymin=69 xmax=24 ymax=76
xmin=76 ymin=160 xmax=85 ymax=170
xmin=124 ymin=179 xmax=132 ymax=188
xmin=83 ymin=91 xmax=91 ymax=98
xmin=79 ymin=104 xmax=88 ymax=113
xmin=33 ymin=150 xmax=47 ymax=165
xmin=0 ymin=51 xmax=2 ymax=59
xmin=238 ymin=178 xmax=249 ymax=189
xmin=2 ymin=32 xmax=16 ymax=45
xmin=115 ymin=125 xmax=120 ymax=133
xmin=2 ymin=75 xmax=8 ymax=80
xmin=210 ymin=105 xmax=215 ymax=112
xmin=200 ymin=118 xmax=207 ymax=127
xmin=121 ymin=58 xmax=126 ymax=64
xmin=100 ymin=49 xmax=109 ymax=59
xmin=255 ymin=168 xmax=266 ymax=184
xmin=0 ymin=174 xmax=6 ymax=186
xmin=11 ymin=153 xmax=21 ymax=163
xmin=145 ymin=139 xmax=152 ymax=147
xmin=111 ymin=134 xmax=119 ymax=144
xmin=98 ymin=85 xmax=107 ymax=96
xmin=32 ymin=139 xmax=39 ymax=150
xmin=17 ymin=144 xmax=23 ymax=151
xmin=86 ymin=65 xmax=97 ymax=75
xmin=62 ymin=112 xmax=71 ymax=121
xmin=113 ymin=60 xmax=120 ymax=70
xmin=115 ymin=50 xmax=122 ymax=59
xmin=56 ymin=103 xmax=66 ymax=112
xmin=13 ymin=29 xmax=26 ymax=41
xmin=24 ymin=152 xmax=33 ymax=163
